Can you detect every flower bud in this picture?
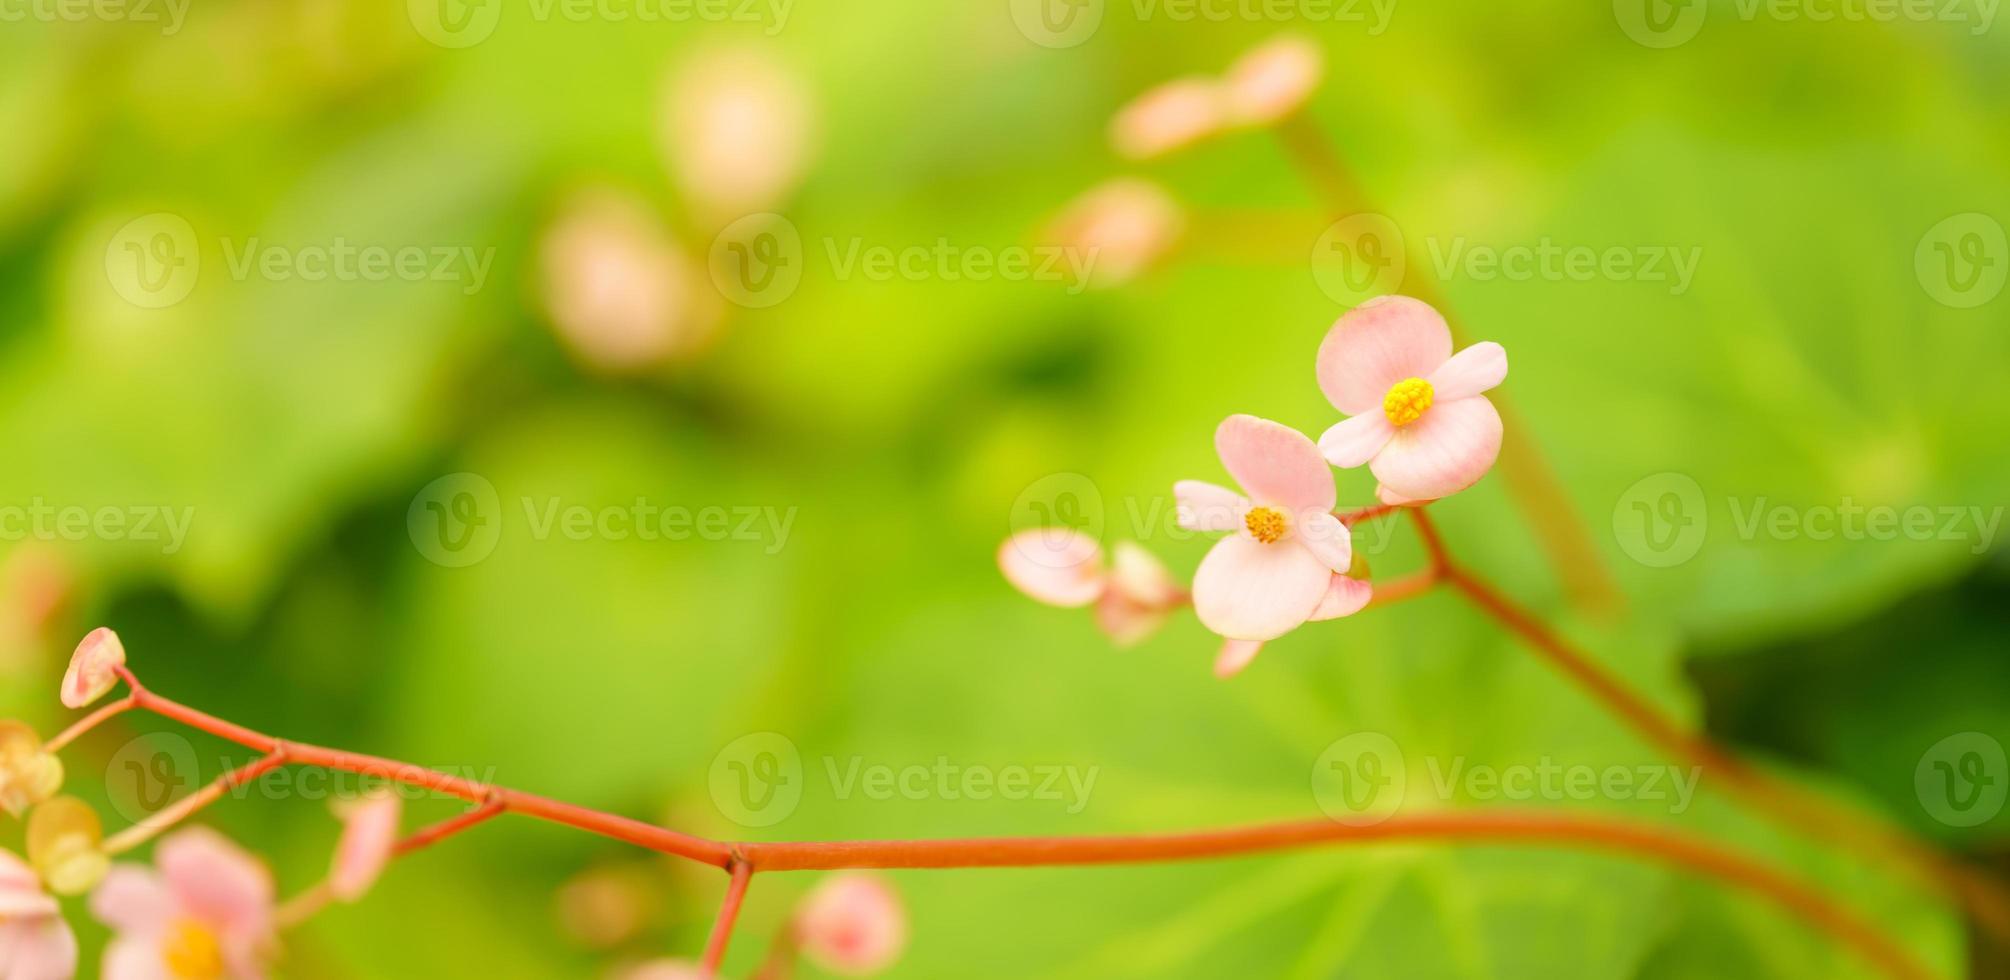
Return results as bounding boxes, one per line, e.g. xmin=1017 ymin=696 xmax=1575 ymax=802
xmin=62 ymin=626 xmax=127 ymax=709
xmin=27 ymin=796 xmax=107 ymax=895
xmin=0 ymin=721 xmax=65 ymax=817
xmin=329 ymin=791 xmax=401 ymax=902
xmin=795 ymin=872 xmax=906 ymax=976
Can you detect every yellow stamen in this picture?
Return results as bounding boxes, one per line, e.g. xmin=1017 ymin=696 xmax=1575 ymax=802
xmin=1383 ymin=377 xmax=1434 ymax=427
xmin=163 ymin=919 xmax=225 ymax=980
xmin=1243 ymin=506 xmax=1288 ymax=544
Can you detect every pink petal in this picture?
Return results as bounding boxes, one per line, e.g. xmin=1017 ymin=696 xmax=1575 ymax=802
xmin=0 ymin=849 xmax=57 ymax=919
xmin=1214 ymin=415 xmax=1335 ymax=512
xmin=1368 ymin=396 xmax=1504 ymax=501
xmin=1426 ymin=341 xmax=1508 ymax=400
xmin=1109 ymin=77 xmax=1225 ymax=160
xmin=1173 ymin=480 xmax=1247 ymax=533
xmin=88 ymin=866 xmax=175 ymax=934
xmin=62 ymin=627 xmax=127 ymax=709
xmin=1293 ymin=512 xmax=1352 ymax=573
xmin=1095 ymin=591 xmax=1169 ymax=648
xmin=1214 ymin=639 xmax=1264 ymax=678
xmin=613 ymin=960 xmax=712 ymax=980
xmin=1107 ymin=542 xmax=1179 ymax=608
xmin=1222 ymin=34 xmax=1323 ymax=125
xmin=1315 ymin=296 xmax=1454 ymax=415
xmin=0 ymin=915 xmax=78 ymax=980
xmin=101 ymin=936 xmax=171 ymax=980
xmin=997 ymin=529 xmax=1105 ymax=608
xmin=1376 ymin=484 xmax=1425 ymax=507
xmin=156 ymin=828 xmax=275 ymax=941
xmin=1191 ymin=534 xmax=1331 ymax=641
xmin=1307 ymin=574 xmax=1374 ymax=621
xmin=1318 ymin=413 xmax=1394 ymax=469
xmin=796 ymin=873 xmax=907 ymax=975
xmin=330 ymin=793 xmax=401 ymax=902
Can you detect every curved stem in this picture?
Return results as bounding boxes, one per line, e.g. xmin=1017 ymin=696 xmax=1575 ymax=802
xmin=704 ymin=861 xmax=756 ymax=974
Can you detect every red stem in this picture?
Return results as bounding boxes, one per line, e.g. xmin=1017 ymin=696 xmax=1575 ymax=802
xmin=395 ymin=797 xmax=508 ymax=857
xmin=704 ymin=861 xmax=755 ymax=973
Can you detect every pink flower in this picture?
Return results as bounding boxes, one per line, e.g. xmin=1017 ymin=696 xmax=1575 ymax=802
xmin=1176 ymin=416 xmax=1372 ymax=677
xmin=539 ymin=189 xmax=719 ymax=373
xmin=1222 ymin=35 xmax=1323 ymax=125
xmin=1041 ymin=178 xmax=1184 ymax=289
xmin=794 ymin=873 xmax=906 ymax=976
xmin=1110 ymin=77 xmax=1225 ymax=160
xmin=91 ymin=828 xmax=276 ymax=980
xmin=611 ymin=960 xmax=709 ymax=980
xmin=998 ymin=532 xmax=1181 ymax=647
xmin=659 ymin=45 xmax=815 ymax=219
xmin=1315 ymin=296 xmax=1507 ymax=502
xmin=328 ymin=792 xmax=400 ymax=903
xmin=0 ymin=848 xmax=78 ymax=980
xmin=61 ymin=627 xmax=126 ymax=710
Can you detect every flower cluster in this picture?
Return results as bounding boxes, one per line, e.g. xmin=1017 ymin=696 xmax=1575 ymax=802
xmin=1002 ymin=296 xmax=1507 ymax=676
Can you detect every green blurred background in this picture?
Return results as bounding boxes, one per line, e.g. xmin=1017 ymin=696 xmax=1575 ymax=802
xmin=1 ymin=1 xmax=2006 ymax=976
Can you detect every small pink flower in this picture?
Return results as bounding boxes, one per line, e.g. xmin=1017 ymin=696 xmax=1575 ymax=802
xmin=328 ymin=792 xmax=400 ymax=903
xmin=1041 ymin=178 xmax=1184 ymax=289
xmin=539 ymin=189 xmax=719 ymax=373
xmin=794 ymin=873 xmax=906 ymax=976
xmin=61 ymin=627 xmax=126 ymax=710
xmin=1315 ymin=296 xmax=1508 ymax=502
xmin=998 ymin=532 xmax=1180 ymax=647
xmin=1222 ymin=35 xmax=1323 ymax=125
xmin=91 ymin=828 xmax=276 ymax=980
xmin=1176 ymin=415 xmax=1372 ymax=676
xmin=0 ymin=848 xmax=78 ymax=980
xmin=1110 ymin=77 xmax=1225 ymax=160
xmin=660 ymin=45 xmax=815 ymax=219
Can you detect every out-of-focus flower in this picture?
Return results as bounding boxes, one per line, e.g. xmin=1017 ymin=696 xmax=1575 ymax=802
xmin=26 ymin=797 xmax=105 ymax=896
xmin=0 ymin=847 xmax=78 ymax=980
xmin=91 ymin=827 xmax=276 ymax=980
xmin=1221 ymin=35 xmax=1323 ymax=126
xmin=328 ymin=791 xmax=400 ymax=903
xmin=794 ymin=873 xmax=906 ymax=976
xmin=0 ymin=545 xmax=75 ymax=668
xmin=1110 ymin=77 xmax=1225 ymax=160
xmin=998 ymin=532 xmax=1182 ymax=647
xmin=1315 ymin=296 xmax=1507 ymax=502
xmin=539 ymin=189 xmax=720 ymax=374
xmin=1040 ymin=178 xmax=1184 ymax=289
xmin=610 ymin=960 xmax=708 ymax=980
xmin=61 ymin=627 xmax=126 ymax=710
xmin=0 ymin=722 xmax=65 ymax=819
xmin=659 ymin=45 xmax=815 ymax=220
xmin=556 ymin=865 xmax=660 ymax=950
xmin=1175 ymin=415 xmax=1371 ymax=676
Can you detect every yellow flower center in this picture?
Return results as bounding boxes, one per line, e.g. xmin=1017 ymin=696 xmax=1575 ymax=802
xmin=163 ymin=919 xmax=225 ymax=980
xmin=1382 ymin=377 xmax=1434 ymax=427
xmin=1243 ymin=506 xmax=1288 ymax=544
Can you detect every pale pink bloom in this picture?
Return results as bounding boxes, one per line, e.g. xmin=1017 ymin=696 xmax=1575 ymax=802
xmin=1176 ymin=415 xmax=1371 ymax=676
xmin=0 ymin=848 xmax=78 ymax=980
xmin=61 ymin=627 xmax=126 ymax=709
xmin=660 ymin=46 xmax=814 ymax=219
xmin=1222 ymin=35 xmax=1324 ymax=126
xmin=794 ymin=873 xmax=906 ymax=976
xmin=998 ymin=532 xmax=1180 ymax=647
xmin=539 ymin=189 xmax=719 ymax=373
xmin=1041 ymin=178 xmax=1184 ymax=289
xmin=328 ymin=792 xmax=400 ymax=903
xmin=610 ymin=960 xmax=708 ymax=980
xmin=1110 ymin=77 xmax=1225 ymax=160
xmin=1315 ymin=296 xmax=1508 ymax=502
xmin=91 ymin=828 xmax=276 ymax=980
xmin=557 ymin=866 xmax=657 ymax=949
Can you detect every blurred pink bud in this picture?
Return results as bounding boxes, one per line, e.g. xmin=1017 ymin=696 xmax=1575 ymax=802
xmin=0 ymin=847 xmax=78 ymax=979
xmin=1095 ymin=542 xmax=1180 ymax=647
xmin=92 ymin=827 xmax=276 ymax=979
xmin=997 ymin=528 xmax=1105 ymax=608
xmin=612 ymin=960 xmax=710 ymax=980
xmin=557 ymin=865 xmax=658 ymax=949
xmin=1110 ymin=77 xmax=1225 ymax=160
xmin=3 ymin=544 xmax=74 ymax=636
xmin=795 ymin=873 xmax=906 ymax=976
xmin=1222 ymin=35 xmax=1324 ymax=126
xmin=328 ymin=791 xmax=400 ymax=902
xmin=539 ymin=189 xmax=719 ymax=374
xmin=660 ymin=46 xmax=815 ymax=219
xmin=1041 ymin=178 xmax=1184 ymax=289
xmin=61 ymin=627 xmax=126 ymax=709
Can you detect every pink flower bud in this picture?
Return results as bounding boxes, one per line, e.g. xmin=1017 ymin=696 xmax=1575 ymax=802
xmin=1041 ymin=178 xmax=1184 ymax=289
xmin=998 ymin=528 xmax=1105 ymax=608
xmin=1110 ymin=77 xmax=1225 ymax=160
xmin=1222 ymin=35 xmax=1324 ymax=126
xmin=329 ymin=791 xmax=401 ymax=902
xmin=660 ymin=45 xmax=815 ymax=219
xmin=613 ymin=960 xmax=710 ymax=980
xmin=62 ymin=627 xmax=126 ymax=709
xmin=795 ymin=873 xmax=906 ymax=976
xmin=539 ymin=189 xmax=720 ymax=374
